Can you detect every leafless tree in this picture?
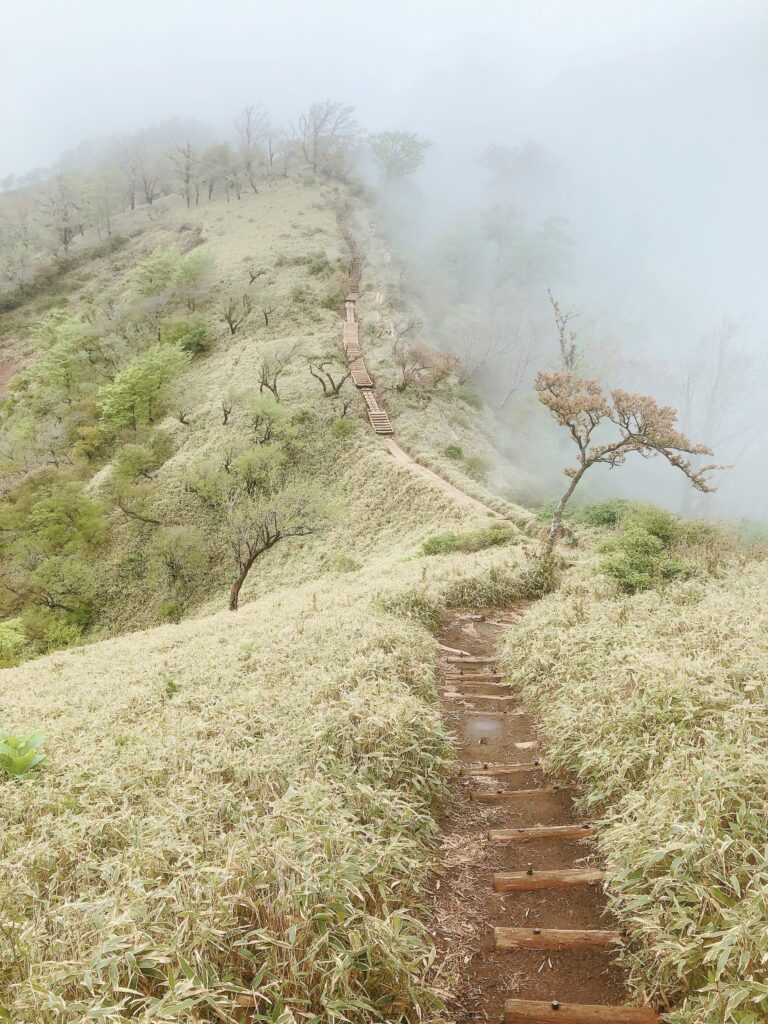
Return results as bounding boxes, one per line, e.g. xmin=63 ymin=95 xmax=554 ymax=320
xmin=227 ymin=487 xmax=324 ymax=610
xmin=221 ymin=292 xmax=253 ymax=335
xmin=37 ymin=175 xmax=82 ymax=256
xmin=169 ymin=141 xmax=198 ymax=208
xmin=257 ymin=344 xmax=299 ymax=400
xmin=235 ymin=104 xmax=269 ymax=194
xmin=548 ymin=290 xmax=579 ymax=372
xmin=295 ymin=100 xmax=361 ymax=176
xmin=306 ymin=356 xmax=351 ymax=397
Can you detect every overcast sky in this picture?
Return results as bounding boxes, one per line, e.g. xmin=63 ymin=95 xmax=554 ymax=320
xmin=1 ymin=0 xmax=766 ymax=510
xmin=2 ymin=0 xmax=765 ymax=334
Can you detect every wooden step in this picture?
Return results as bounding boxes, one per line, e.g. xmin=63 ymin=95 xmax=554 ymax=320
xmin=443 ymin=692 xmax=515 ymax=702
xmin=515 ymin=740 xmax=538 ymax=750
xmin=504 ymin=998 xmax=658 ymax=1023
xmin=489 ymin=824 xmax=594 ymax=842
xmin=471 ymin=787 xmax=572 ymax=802
xmin=465 ymin=762 xmax=539 ymax=776
xmin=495 ymin=927 xmax=622 ymax=951
xmin=444 ymin=673 xmax=505 ymax=681
xmin=493 ymin=868 xmax=605 ymax=893
xmin=446 ymin=656 xmax=497 ymax=664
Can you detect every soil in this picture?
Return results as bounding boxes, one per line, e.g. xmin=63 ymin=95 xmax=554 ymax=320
xmin=384 ymin=439 xmax=504 ymax=519
xmin=429 ymin=610 xmax=630 ymax=1023
xmin=0 ymin=360 xmax=15 ymax=393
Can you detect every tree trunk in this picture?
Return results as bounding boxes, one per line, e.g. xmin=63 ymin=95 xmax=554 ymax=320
xmin=229 ymin=568 xmax=249 ymax=611
xmin=544 ymin=466 xmax=587 ymax=554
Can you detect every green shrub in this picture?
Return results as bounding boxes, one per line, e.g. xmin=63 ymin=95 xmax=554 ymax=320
xmin=599 ymin=526 xmax=692 ymax=593
xmin=331 ymin=416 xmax=357 ymax=438
xmin=443 ymin=443 xmax=463 ymax=460
xmin=624 ymin=503 xmax=680 ymax=545
xmin=570 ymin=498 xmax=633 ymax=528
xmin=320 ymin=290 xmax=344 ymax=311
xmin=0 ymin=619 xmax=26 ymax=668
xmin=308 ymin=254 xmax=331 ymax=275
xmin=462 ymin=453 xmax=489 ymax=482
xmin=162 ymin=317 xmax=210 ymax=355
xmin=0 ymin=730 xmax=47 ymax=779
xmin=421 ymin=522 xmax=514 ymax=556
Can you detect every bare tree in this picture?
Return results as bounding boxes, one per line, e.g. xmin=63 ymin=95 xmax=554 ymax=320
xmin=221 ymin=292 xmax=253 ymax=335
xmin=235 ymin=104 xmax=269 ymax=194
xmin=37 ymin=176 xmax=82 ymax=256
xmin=227 ymin=486 xmax=324 ymax=610
xmin=169 ymin=141 xmax=198 ymax=208
xmin=536 ymin=371 xmax=718 ymax=554
xmin=257 ymin=344 xmax=299 ymax=400
xmin=548 ymin=290 xmax=579 ymax=372
xmin=306 ymin=356 xmax=351 ymax=397
xmin=295 ymin=100 xmax=361 ymax=177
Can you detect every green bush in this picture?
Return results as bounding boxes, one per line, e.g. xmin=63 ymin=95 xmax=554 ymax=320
xmin=443 ymin=444 xmax=463 ymax=460
xmin=0 ymin=619 xmax=26 ymax=668
xmin=570 ymin=498 xmax=633 ymax=528
xmin=162 ymin=317 xmax=210 ymax=355
xmin=462 ymin=453 xmax=489 ymax=482
xmin=599 ymin=526 xmax=692 ymax=593
xmin=421 ymin=522 xmax=514 ymax=556
xmin=624 ymin=503 xmax=680 ymax=545
xmin=308 ymin=254 xmax=331 ymax=275
xmin=331 ymin=416 xmax=357 ymax=438
xmin=320 ymin=290 xmax=344 ymax=311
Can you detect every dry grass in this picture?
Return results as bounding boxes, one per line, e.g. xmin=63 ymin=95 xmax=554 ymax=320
xmin=0 ymin=178 xmax=543 ymax=1021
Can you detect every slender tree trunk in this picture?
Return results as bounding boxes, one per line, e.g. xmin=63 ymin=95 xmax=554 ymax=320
xmin=229 ymin=569 xmax=248 ymax=610
xmin=544 ymin=464 xmax=588 ymax=554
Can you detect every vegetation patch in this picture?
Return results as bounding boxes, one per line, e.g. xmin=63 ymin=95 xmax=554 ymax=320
xmin=420 ymin=521 xmax=514 ymax=556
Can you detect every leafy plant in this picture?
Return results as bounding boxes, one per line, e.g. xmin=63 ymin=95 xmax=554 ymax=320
xmin=0 ymin=730 xmax=47 ymax=778
xmin=421 ymin=522 xmax=513 ymax=556
xmin=599 ymin=526 xmax=692 ymax=593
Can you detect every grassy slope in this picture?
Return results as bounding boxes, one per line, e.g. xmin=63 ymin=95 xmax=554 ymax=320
xmin=500 ymin=544 xmax=768 ymax=1024
xmin=0 ymin=181 xmax=535 ymax=1022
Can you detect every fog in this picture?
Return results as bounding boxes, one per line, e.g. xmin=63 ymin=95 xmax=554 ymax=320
xmin=2 ymin=0 xmax=767 ymax=517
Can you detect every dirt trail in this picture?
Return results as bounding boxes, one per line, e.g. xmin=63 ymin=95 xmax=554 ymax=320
xmin=384 ymin=439 xmax=503 ymax=519
xmin=430 ymin=611 xmax=659 ymax=1023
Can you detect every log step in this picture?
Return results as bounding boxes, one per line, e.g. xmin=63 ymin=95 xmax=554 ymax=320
xmin=489 ymin=824 xmax=594 ymax=842
xmin=515 ymin=740 xmax=538 ymax=750
xmin=493 ymin=868 xmax=606 ymax=893
xmin=444 ymin=673 xmax=505 ymax=681
xmin=446 ymin=656 xmax=497 ymax=664
xmin=505 ymin=999 xmax=658 ymax=1023
xmin=471 ymin=787 xmax=572 ymax=802
xmin=465 ymin=762 xmax=540 ymax=776
xmin=443 ymin=692 xmax=515 ymax=702
xmin=495 ymin=927 xmax=623 ymax=951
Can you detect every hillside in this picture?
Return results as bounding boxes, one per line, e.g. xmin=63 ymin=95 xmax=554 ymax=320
xmin=0 ymin=179 xmax=542 ymax=1022
xmin=2 ymin=176 xmax=766 ymax=1024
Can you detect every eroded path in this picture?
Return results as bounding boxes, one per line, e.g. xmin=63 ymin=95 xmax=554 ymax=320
xmin=431 ymin=611 xmax=659 ymax=1024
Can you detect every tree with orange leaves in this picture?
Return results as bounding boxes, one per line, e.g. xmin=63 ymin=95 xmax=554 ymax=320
xmin=536 ymin=371 xmax=718 ymax=553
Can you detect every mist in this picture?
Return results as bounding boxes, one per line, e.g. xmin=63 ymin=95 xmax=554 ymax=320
xmin=2 ymin=0 xmax=766 ymax=517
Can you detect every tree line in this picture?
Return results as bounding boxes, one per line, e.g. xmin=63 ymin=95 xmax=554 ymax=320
xmin=0 ymin=101 xmax=431 ymax=295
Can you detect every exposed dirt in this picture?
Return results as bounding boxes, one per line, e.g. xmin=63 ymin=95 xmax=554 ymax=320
xmin=429 ymin=610 xmax=631 ymax=1023
xmin=384 ymin=439 xmax=504 ymax=519
xmin=0 ymin=360 xmax=15 ymax=394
